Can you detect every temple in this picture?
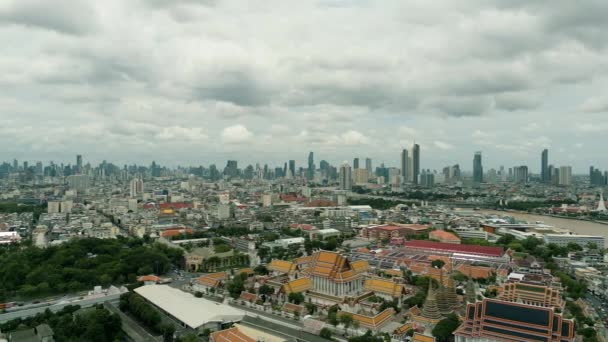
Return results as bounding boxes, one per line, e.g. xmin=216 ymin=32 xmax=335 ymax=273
xmin=454 ymin=298 xmax=575 ymax=342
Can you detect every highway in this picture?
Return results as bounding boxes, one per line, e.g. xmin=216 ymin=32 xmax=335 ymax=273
xmin=0 ymin=293 xmax=123 ymax=323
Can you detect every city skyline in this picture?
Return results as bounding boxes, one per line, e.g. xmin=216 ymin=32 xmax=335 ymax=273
xmin=1 ymin=1 xmax=608 ymax=169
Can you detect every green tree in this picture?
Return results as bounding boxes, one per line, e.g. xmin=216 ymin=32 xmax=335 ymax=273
xmin=432 ymin=313 xmax=460 ymax=341
xmin=288 ymin=292 xmax=305 ymax=305
xmin=320 ymin=327 xmax=332 ymax=340
xmin=258 ymin=284 xmax=274 ymax=297
xmin=339 ymin=313 xmax=353 ymax=335
xmin=431 ymin=259 xmax=445 ymax=269
xmin=253 ymin=265 xmax=269 ymax=275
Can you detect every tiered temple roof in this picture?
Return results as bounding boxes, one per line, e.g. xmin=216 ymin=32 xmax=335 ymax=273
xmin=307 ymin=251 xmax=365 ymax=283
xmin=363 ymin=278 xmax=404 ymax=298
xmin=268 ymin=259 xmax=297 ymax=274
xmin=454 ymin=299 xmax=575 ymax=342
xmin=421 ymin=283 xmax=443 ymax=321
xmin=281 ymin=278 xmax=313 ymax=294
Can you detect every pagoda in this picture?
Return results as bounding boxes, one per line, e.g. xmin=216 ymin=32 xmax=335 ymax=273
xmin=436 ymin=270 xmax=451 ymax=315
xmin=421 ymin=283 xmax=443 ymax=321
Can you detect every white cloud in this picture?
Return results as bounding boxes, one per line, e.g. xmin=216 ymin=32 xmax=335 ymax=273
xmin=434 ymin=140 xmax=454 ymax=150
xmin=221 ymin=124 xmax=253 ymax=144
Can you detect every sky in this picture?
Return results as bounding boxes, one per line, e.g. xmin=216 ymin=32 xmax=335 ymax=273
xmin=1 ymin=0 xmax=608 ymax=173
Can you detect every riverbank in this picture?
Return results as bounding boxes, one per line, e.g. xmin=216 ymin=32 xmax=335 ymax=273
xmin=478 ymin=209 xmax=608 ymax=247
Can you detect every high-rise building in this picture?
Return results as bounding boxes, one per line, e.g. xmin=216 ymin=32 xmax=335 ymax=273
xmin=67 ymin=174 xmax=90 ymax=193
xmin=130 ymin=177 xmax=144 ymax=197
xmin=307 ymin=152 xmax=314 ymax=180
xmin=513 ymin=166 xmax=528 ymax=184
xmin=353 ymin=158 xmax=360 ymax=170
xmin=541 ymin=149 xmax=549 ymax=183
xmin=353 ymin=168 xmax=369 ymax=184
xmin=223 ymin=160 xmax=238 ymax=178
xmin=559 ymin=166 xmax=572 ymax=186
xmin=289 ymin=160 xmax=296 ymax=179
xmin=473 ymin=152 xmax=483 ymax=183
xmin=76 ymin=154 xmax=83 ymax=174
xmin=400 ymin=149 xmax=409 ymax=184
xmin=365 ymin=158 xmax=372 ymax=174
xmin=339 ymin=163 xmax=352 ymax=190
xmin=412 ymin=144 xmax=420 ymax=184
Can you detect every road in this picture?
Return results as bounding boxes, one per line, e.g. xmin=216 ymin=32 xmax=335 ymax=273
xmin=0 ymin=293 xmax=123 ymax=323
xmin=104 ymin=302 xmax=162 ymax=342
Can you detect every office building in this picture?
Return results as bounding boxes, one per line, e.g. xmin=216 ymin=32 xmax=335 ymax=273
xmin=412 ymin=144 xmax=420 ymax=184
xmin=541 ymin=149 xmax=549 ymax=183
xmin=473 ymin=152 xmax=483 ymax=183
xmin=288 ymin=160 xmax=296 ymax=179
xmin=513 ymin=166 xmax=528 ymax=184
xmin=558 ymin=166 xmax=572 ymax=186
xmin=76 ymin=154 xmax=83 ymax=174
xmin=130 ymin=177 xmax=144 ymax=198
xmin=353 ymin=158 xmax=359 ymax=170
xmin=353 ymin=168 xmax=369 ymax=184
xmin=67 ymin=174 xmax=90 ymax=193
xmin=307 ymin=152 xmax=314 ymax=180
xmin=400 ymin=149 xmax=409 ymax=184
xmin=365 ymin=158 xmax=372 ymax=174
xmin=420 ymin=169 xmax=434 ymax=187
xmin=339 ymin=163 xmax=352 ymax=190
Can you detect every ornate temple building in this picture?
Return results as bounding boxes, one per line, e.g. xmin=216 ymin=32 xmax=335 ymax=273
xmin=305 ymin=251 xmax=368 ymax=304
xmin=454 ymin=298 xmax=575 ymax=342
xmin=498 ymin=283 xmax=564 ymax=310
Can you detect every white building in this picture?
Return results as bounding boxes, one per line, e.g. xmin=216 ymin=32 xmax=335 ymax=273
xmin=558 ymin=166 xmax=572 ymax=186
xmin=134 ymin=285 xmax=245 ymax=331
xmin=339 ymin=163 xmax=352 ymax=190
xmin=543 ymin=234 xmax=605 ymax=248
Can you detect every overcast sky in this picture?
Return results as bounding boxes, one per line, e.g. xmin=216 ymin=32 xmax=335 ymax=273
xmin=1 ymin=0 xmax=607 ymax=172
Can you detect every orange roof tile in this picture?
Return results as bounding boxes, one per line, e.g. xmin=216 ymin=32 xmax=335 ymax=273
xmin=137 ymin=275 xmax=161 ymax=283
xmin=210 ymin=327 xmax=255 ymax=342
xmin=240 ymin=292 xmax=258 ymax=302
xmin=344 ymin=308 xmax=395 ymax=329
xmin=281 ymin=278 xmax=312 ymax=294
xmin=268 ymin=260 xmax=297 ymax=274
xmin=364 ymin=279 xmax=404 ymax=297
xmin=412 ymin=333 xmax=435 ymax=342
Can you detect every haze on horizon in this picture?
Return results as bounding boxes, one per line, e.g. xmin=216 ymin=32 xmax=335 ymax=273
xmin=1 ymin=0 xmax=607 ymax=172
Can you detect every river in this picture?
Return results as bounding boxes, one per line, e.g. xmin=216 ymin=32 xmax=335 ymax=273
xmin=480 ymin=210 xmax=608 ymax=247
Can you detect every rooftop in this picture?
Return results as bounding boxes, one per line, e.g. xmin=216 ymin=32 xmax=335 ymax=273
xmin=403 ymin=240 xmax=505 ymax=257
xmin=135 ymin=285 xmax=244 ymax=329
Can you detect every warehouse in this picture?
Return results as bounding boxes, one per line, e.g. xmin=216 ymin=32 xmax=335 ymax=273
xmin=135 ymin=285 xmax=245 ymax=331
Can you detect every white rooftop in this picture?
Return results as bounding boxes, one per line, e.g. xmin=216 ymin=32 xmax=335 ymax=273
xmin=134 ymin=285 xmax=244 ymax=329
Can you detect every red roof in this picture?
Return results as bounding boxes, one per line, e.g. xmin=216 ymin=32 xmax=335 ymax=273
xmin=403 ymin=240 xmax=504 ymax=257
xmin=161 ymin=228 xmax=193 ymax=237
xmin=159 ymin=202 xmax=192 ymax=210
xmin=290 ymin=223 xmax=316 ymax=231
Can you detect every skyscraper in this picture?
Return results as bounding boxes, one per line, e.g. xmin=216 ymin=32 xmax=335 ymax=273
xmin=412 ymin=144 xmax=420 ymax=184
xmin=559 ymin=166 xmax=572 ymax=186
xmin=513 ymin=166 xmax=528 ymax=184
xmin=339 ymin=163 xmax=352 ymax=190
xmin=400 ymin=149 xmax=409 ymax=184
xmin=473 ymin=152 xmax=483 ymax=183
xmin=288 ymin=160 xmax=296 ymax=179
xmin=76 ymin=154 xmax=83 ymax=174
xmin=307 ymin=152 xmax=314 ymax=180
xmin=541 ymin=149 xmax=549 ymax=183
xmin=365 ymin=158 xmax=372 ymax=174
xmin=353 ymin=158 xmax=359 ymax=169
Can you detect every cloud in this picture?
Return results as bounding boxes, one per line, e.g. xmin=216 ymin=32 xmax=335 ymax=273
xmin=580 ymin=96 xmax=608 ymax=113
xmin=1 ymin=0 xmax=608 ymax=169
xmin=434 ymin=141 xmax=454 ymax=150
xmin=221 ymin=124 xmax=253 ymax=144
xmin=0 ymin=0 xmax=98 ymax=35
